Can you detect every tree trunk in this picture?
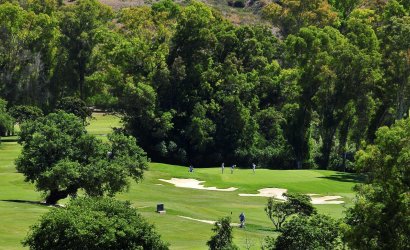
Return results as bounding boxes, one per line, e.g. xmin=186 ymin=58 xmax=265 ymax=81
xmin=288 ymin=107 xmax=311 ymax=169
xmin=367 ymin=104 xmax=389 ymax=143
xmin=79 ymin=61 xmax=85 ymax=100
xmin=45 ymin=186 xmax=78 ymax=205
xmin=320 ymin=127 xmax=337 ymax=169
xmin=339 ymin=119 xmax=350 ymax=172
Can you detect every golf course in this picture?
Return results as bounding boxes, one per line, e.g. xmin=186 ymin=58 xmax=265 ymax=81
xmin=0 ymin=113 xmax=361 ymax=250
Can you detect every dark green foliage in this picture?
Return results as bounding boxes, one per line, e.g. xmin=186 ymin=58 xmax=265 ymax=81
xmin=1 ymin=0 xmax=410 ymax=171
xmin=272 ymin=214 xmax=343 ymax=250
xmin=207 ymin=217 xmax=238 ymax=250
xmin=56 ymin=0 xmax=113 ymax=99
xmin=8 ymin=105 xmax=43 ymax=124
xmin=23 ymin=197 xmax=169 ymax=250
xmin=117 ymin=2 xmax=295 ymax=167
xmin=0 ymin=99 xmax=14 ymax=137
xmin=227 ymin=0 xmax=245 ymax=8
xmin=16 ymin=111 xmax=148 ymax=204
xmin=56 ymin=96 xmax=92 ymax=121
xmin=345 ymin=118 xmax=410 ymax=249
xmin=0 ymin=2 xmax=58 ymax=107
xmin=284 ymin=193 xmax=317 ymax=216
xmin=265 ymin=193 xmax=316 ymax=230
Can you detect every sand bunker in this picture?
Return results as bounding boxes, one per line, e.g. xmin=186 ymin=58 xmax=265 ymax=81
xmin=309 ymin=195 xmax=344 ymax=204
xmin=239 ymin=188 xmax=287 ymax=200
xmin=158 ymin=178 xmax=237 ymax=191
xmin=178 ymin=216 xmax=240 ymax=226
xmin=159 ymin=178 xmax=343 ymax=204
xmin=239 ymin=188 xmax=344 ymax=204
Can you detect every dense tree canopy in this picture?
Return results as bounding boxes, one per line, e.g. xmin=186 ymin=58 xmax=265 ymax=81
xmin=16 ymin=111 xmax=148 ymax=204
xmin=272 ymin=214 xmax=343 ymax=250
xmin=1 ymin=0 xmax=410 ymax=249
xmin=0 ymin=0 xmax=409 ymax=170
xmin=23 ymin=197 xmax=169 ymax=250
xmin=8 ymin=105 xmax=43 ymax=124
xmin=345 ymin=118 xmax=410 ymax=249
xmin=55 ymin=96 xmax=92 ymax=121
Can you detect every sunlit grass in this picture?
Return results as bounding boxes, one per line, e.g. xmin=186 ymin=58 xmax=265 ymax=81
xmin=0 ymin=113 xmax=359 ymax=249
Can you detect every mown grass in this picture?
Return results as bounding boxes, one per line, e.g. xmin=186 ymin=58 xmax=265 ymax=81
xmin=0 ymin=113 xmax=359 ymax=249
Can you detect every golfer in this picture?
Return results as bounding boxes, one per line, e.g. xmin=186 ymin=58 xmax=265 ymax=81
xmin=239 ymin=212 xmax=245 ymax=228
xmin=231 ymin=164 xmax=235 ymax=174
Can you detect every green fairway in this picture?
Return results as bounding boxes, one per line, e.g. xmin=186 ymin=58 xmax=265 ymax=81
xmin=0 ymin=113 xmax=360 ymax=249
xmin=86 ymin=112 xmax=122 ymax=136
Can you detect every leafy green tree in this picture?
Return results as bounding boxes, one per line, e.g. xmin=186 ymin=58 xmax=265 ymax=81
xmin=16 ymin=111 xmax=148 ymax=204
xmin=329 ymin=0 xmax=363 ymax=18
xmin=285 ymin=193 xmax=317 ymax=216
xmin=262 ymin=0 xmax=339 ymax=35
xmin=207 ymin=217 xmax=238 ymax=250
xmin=0 ymin=2 xmax=59 ymax=106
xmin=56 ymin=0 xmax=112 ymax=99
xmin=380 ymin=14 xmax=410 ymax=121
xmin=345 ymin=118 xmax=410 ymax=249
xmin=23 ymin=197 xmax=169 ymax=250
xmin=0 ymin=99 xmax=14 ymax=138
xmin=9 ymin=105 xmax=43 ymax=124
xmin=56 ymin=96 xmax=92 ymax=121
xmin=272 ymin=214 xmax=343 ymax=250
xmin=265 ymin=193 xmax=316 ymax=230
xmin=284 ymin=25 xmax=381 ymax=169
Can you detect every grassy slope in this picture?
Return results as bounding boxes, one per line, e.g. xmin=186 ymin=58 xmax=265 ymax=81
xmin=0 ymin=114 xmax=358 ymax=250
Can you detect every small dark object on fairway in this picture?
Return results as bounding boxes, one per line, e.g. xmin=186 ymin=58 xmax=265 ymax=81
xmin=157 ymin=203 xmax=165 ymax=214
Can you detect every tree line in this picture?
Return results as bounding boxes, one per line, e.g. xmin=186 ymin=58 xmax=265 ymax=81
xmin=0 ymin=0 xmax=409 ymax=170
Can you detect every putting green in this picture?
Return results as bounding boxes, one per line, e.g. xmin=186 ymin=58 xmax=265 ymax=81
xmin=0 ymin=113 xmax=360 ymax=249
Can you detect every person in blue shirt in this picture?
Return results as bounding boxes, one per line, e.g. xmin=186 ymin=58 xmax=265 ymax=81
xmin=239 ymin=212 xmax=245 ymax=228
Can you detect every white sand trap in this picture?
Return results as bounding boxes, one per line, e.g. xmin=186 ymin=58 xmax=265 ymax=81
xmin=309 ymin=195 xmax=344 ymax=204
xmin=159 ymin=178 xmax=343 ymax=204
xmin=239 ymin=188 xmax=344 ymax=204
xmin=239 ymin=188 xmax=287 ymax=200
xmin=158 ymin=178 xmax=237 ymax=191
xmin=178 ymin=216 xmax=240 ymax=226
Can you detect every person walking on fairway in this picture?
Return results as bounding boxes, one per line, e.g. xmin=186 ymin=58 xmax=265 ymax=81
xmin=252 ymin=163 xmax=256 ymax=173
xmin=231 ymin=164 xmax=235 ymax=174
xmin=189 ymin=165 xmax=194 ymax=172
xmin=221 ymin=162 xmax=225 ymax=174
xmin=239 ymin=212 xmax=245 ymax=228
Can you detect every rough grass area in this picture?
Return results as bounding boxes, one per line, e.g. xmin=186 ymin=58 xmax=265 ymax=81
xmin=0 ymin=113 xmax=359 ymax=249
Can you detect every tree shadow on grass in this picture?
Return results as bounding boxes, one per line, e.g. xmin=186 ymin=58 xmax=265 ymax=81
xmin=0 ymin=136 xmax=19 ymax=143
xmin=318 ymin=172 xmax=366 ymax=183
xmin=0 ymin=199 xmax=64 ymax=207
